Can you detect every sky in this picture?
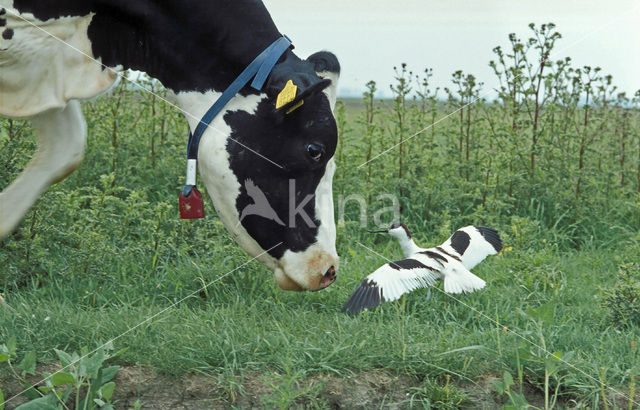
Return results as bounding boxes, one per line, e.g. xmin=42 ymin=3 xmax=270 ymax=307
xmin=263 ymin=0 xmax=640 ymax=98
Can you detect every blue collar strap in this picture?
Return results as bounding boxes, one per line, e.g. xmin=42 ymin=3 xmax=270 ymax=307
xmin=186 ymin=35 xmax=292 ymax=161
xmin=181 ymin=35 xmax=292 ymax=204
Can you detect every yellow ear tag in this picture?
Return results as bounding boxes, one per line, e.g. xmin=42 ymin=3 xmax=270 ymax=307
xmin=285 ymin=100 xmax=304 ymax=114
xmin=276 ymin=80 xmax=298 ymax=109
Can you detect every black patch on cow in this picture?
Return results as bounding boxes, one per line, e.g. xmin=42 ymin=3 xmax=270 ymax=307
xmin=2 ymin=28 xmax=13 ymax=40
xmin=389 ymin=258 xmax=428 ymax=270
xmin=12 ymin=1 xmax=89 ymax=20
xmin=307 ymin=51 xmax=341 ymax=74
xmin=0 ymin=8 xmax=6 ymax=16
xmin=420 ymin=250 xmax=447 ymax=265
xmin=0 ymin=18 xmax=6 ymax=27
xmin=13 ymin=0 xmax=278 ymax=92
xmin=450 ymin=230 xmax=471 ymax=255
xmin=475 ymin=226 xmax=503 ymax=252
xmin=227 ymin=91 xmax=337 ymax=259
xmin=12 ymin=0 xmax=335 ymax=96
xmin=341 ymin=279 xmax=383 ymax=314
xmin=435 ymin=246 xmax=461 ymax=262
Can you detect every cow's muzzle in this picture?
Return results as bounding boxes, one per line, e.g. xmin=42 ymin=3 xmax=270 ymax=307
xmin=274 ymin=249 xmax=339 ymax=291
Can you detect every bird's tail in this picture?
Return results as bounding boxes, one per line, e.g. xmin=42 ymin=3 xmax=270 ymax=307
xmin=443 ymin=268 xmax=486 ymax=294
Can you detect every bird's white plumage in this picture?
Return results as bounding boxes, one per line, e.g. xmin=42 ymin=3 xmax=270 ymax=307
xmin=440 ymin=260 xmax=486 ymax=294
xmin=366 ymin=255 xmax=440 ymax=302
xmin=342 ymin=224 xmax=502 ymax=313
xmin=440 ymin=226 xmax=499 ymax=270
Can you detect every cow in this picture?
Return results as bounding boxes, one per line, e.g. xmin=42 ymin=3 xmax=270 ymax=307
xmin=0 ymin=0 xmax=341 ymax=291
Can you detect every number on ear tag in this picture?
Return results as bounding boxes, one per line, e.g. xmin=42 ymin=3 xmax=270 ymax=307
xmin=276 ymin=80 xmax=298 ymax=109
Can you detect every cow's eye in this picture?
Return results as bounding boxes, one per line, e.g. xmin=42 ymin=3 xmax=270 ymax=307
xmin=306 ymin=143 xmax=324 ymax=162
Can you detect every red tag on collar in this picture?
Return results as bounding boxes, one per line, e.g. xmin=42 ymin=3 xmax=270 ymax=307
xmin=179 ymin=186 xmax=205 ymax=219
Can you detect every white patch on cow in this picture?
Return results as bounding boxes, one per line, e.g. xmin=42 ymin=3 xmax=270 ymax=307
xmin=0 ymin=100 xmax=86 ymax=237
xmin=315 ymin=70 xmax=339 ymax=111
xmin=0 ymin=7 xmax=117 ymax=118
xmin=174 ymin=90 xmax=279 ymax=271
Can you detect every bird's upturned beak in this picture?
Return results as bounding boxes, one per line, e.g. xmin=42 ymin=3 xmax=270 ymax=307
xmin=367 ymin=229 xmax=388 ymax=234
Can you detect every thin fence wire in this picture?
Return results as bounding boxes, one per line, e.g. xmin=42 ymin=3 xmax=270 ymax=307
xmin=1 ymin=244 xmax=281 ymax=407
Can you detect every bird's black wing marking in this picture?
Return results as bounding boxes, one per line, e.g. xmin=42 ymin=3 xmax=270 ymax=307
xmin=475 ymin=226 xmax=503 ymax=252
xmin=350 ymin=282 xmax=369 ymax=312
xmin=372 ymin=282 xmax=382 ymax=305
xmin=389 ymin=258 xmax=429 ymax=270
xmin=342 ymin=280 xmax=367 ymax=313
xmin=341 ymin=280 xmax=383 ymax=314
xmin=435 ymin=246 xmax=461 ymax=262
xmin=358 ymin=282 xmax=374 ymax=311
xmin=450 ymin=230 xmax=471 ymax=255
xmin=420 ymin=250 xmax=447 ymax=265
xmin=341 ymin=283 xmax=362 ymax=314
xmin=362 ymin=282 xmax=380 ymax=311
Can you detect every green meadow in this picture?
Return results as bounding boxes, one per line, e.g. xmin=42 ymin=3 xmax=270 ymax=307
xmin=1 ymin=23 xmax=640 ymax=408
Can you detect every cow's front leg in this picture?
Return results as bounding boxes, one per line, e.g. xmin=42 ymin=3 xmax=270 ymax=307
xmin=0 ymin=100 xmax=86 ymax=239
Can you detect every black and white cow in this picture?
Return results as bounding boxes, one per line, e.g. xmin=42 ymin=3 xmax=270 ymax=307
xmin=0 ymin=0 xmax=341 ymax=291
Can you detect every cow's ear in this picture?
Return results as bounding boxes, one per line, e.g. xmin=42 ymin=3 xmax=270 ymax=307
xmin=307 ymin=51 xmax=340 ymax=111
xmin=266 ymin=52 xmax=338 ymax=115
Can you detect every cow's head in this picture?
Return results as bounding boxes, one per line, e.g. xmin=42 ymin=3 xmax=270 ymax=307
xmin=177 ymin=51 xmax=340 ymax=291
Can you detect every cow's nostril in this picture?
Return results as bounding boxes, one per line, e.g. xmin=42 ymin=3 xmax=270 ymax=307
xmin=326 ymin=266 xmax=336 ymax=278
xmin=320 ymin=266 xmax=336 ymax=287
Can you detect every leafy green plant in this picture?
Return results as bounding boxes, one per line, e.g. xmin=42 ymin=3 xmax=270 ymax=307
xmin=0 ymin=336 xmax=37 ymax=408
xmin=0 ymin=338 xmax=122 ymax=410
xmin=492 ymin=371 xmax=530 ymax=409
xmin=517 ymin=303 xmax=570 ymax=410
xmin=601 ymin=263 xmax=640 ymax=329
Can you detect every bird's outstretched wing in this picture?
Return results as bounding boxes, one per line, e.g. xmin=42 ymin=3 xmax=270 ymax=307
xmin=438 ymin=226 xmax=502 ymax=270
xmin=341 ymin=255 xmax=440 ymax=314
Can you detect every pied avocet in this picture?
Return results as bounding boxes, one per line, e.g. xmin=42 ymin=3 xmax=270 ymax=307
xmin=342 ymin=223 xmax=502 ymax=314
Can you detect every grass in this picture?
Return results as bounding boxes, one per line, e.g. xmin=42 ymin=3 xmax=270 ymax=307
xmin=2 ymin=221 xmax=637 ymax=406
xmin=2 ymin=22 xmax=640 ymax=407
